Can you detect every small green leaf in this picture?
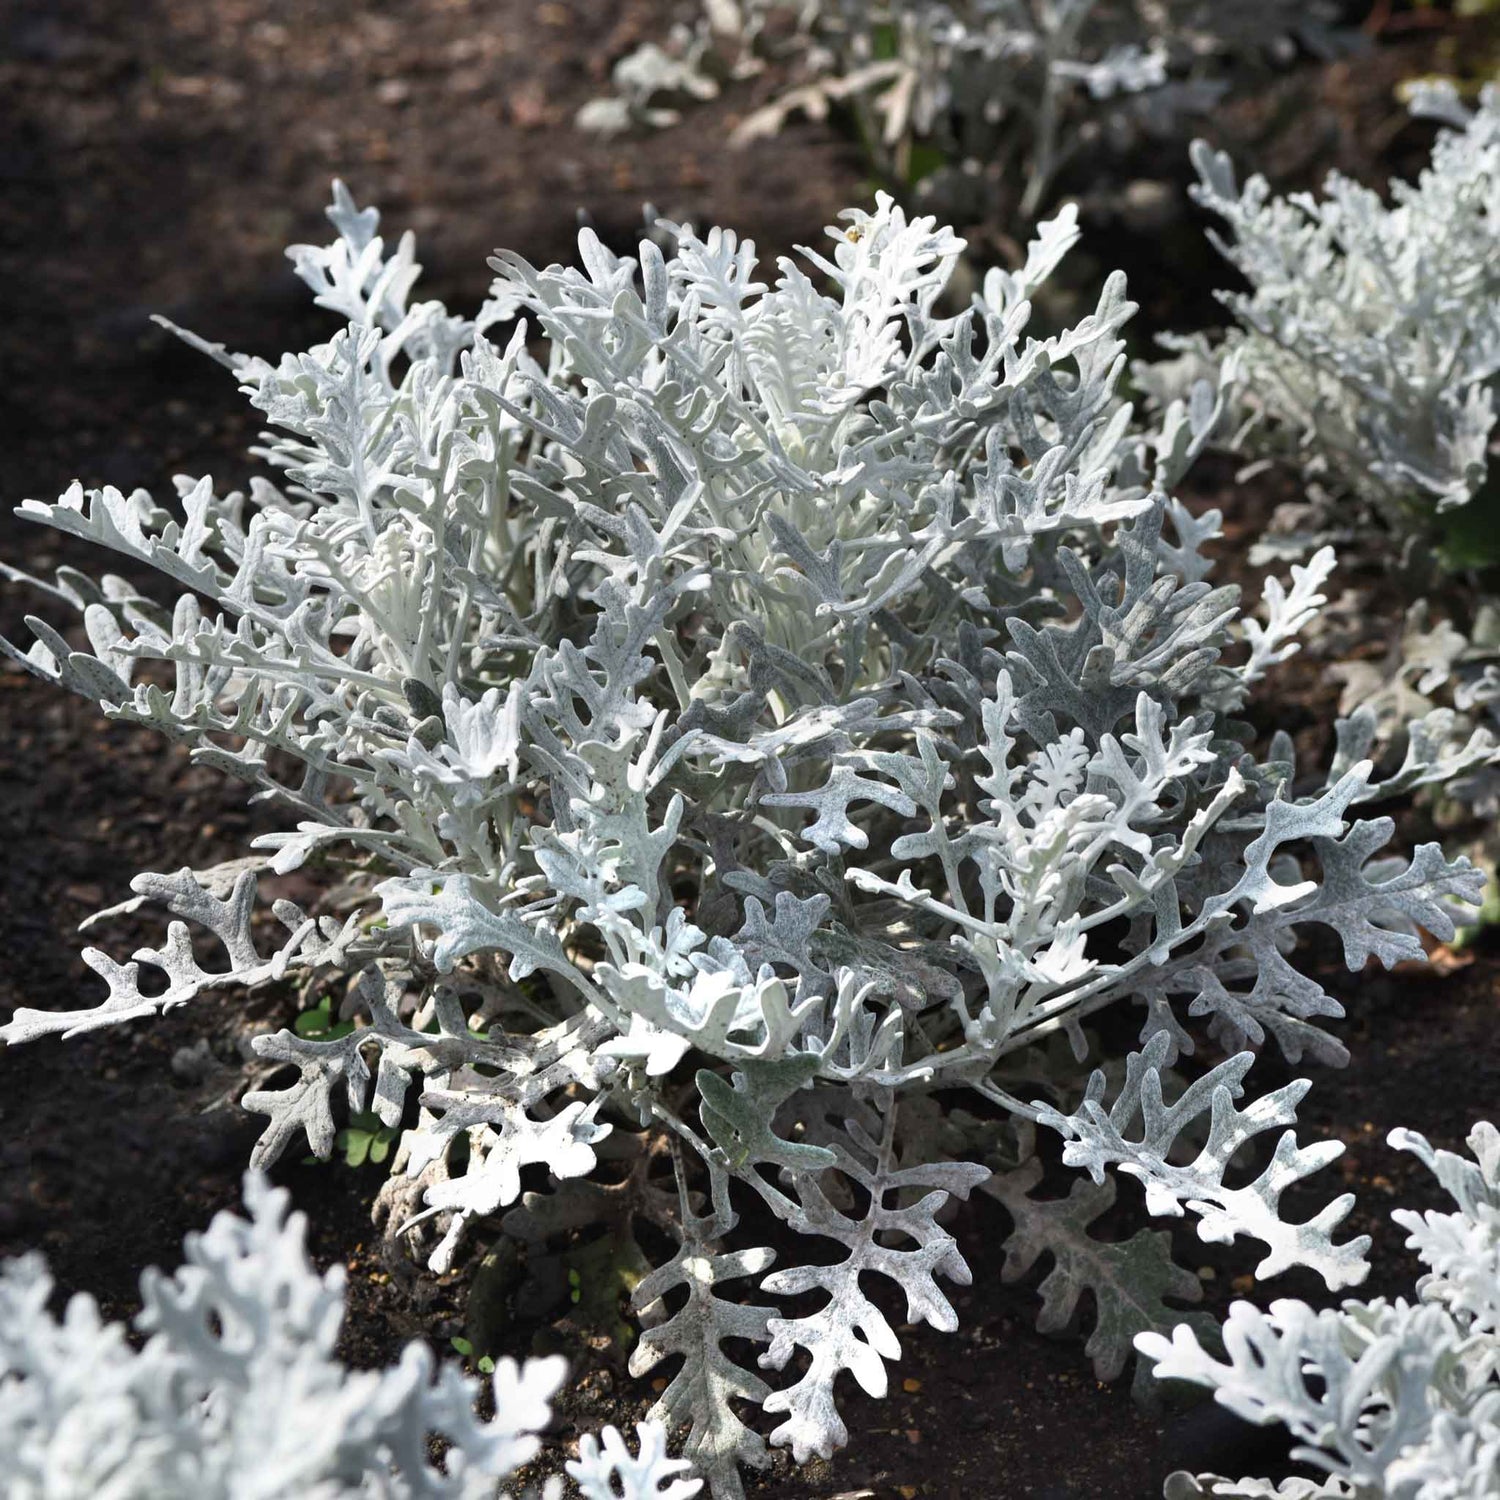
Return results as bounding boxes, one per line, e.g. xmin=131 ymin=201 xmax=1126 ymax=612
xmin=294 ymin=1001 xmax=334 ymax=1038
xmin=1437 ymin=487 xmax=1500 ymax=571
xmin=905 ymin=143 xmax=948 ymax=187
xmin=294 ymin=997 xmax=356 ymax=1040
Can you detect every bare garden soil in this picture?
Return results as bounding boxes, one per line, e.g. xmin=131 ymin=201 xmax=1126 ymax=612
xmin=1 ymin=3 xmax=1497 ymax=1496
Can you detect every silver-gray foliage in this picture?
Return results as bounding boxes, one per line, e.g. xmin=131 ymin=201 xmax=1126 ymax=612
xmin=0 ymin=1172 xmax=696 ymax=1500
xmin=1170 ymin=83 xmax=1500 ymax=543
xmin=1140 ymin=87 xmax=1500 ymax=853
xmin=581 ymin=0 xmax=1350 ymax=219
xmin=1139 ymin=1120 xmax=1500 ymax=1500
xmin=0 ymin=184 xmax=1483 ymax=1496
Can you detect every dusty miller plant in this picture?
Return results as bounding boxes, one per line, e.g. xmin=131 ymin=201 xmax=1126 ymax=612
xmin=1139 ymin=1120 xmax=1500 ymax=1500
xmin=0 ymin=185 xmax=1485 ymax=1496
xmin=1158 ymin=82 xmax=1500 ymax=553
xmin=1138 ymin=85 xmax=1500 ymax=848
xmin=580 ymin=0 xmax=1351 ymax=220
xmin=0 ymin=1172 xmax=696 ymax=1499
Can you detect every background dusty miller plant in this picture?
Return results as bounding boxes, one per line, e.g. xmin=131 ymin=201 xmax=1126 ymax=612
xmin=1140 ymin=1119 xmax=1500 ymax=1500
xmin=1148 ymin=83 xmax=1500 ymax=561
xmin=580 ymin=0 xmax=1352 ymax=221
xmin=0 ymin=184 xmax=1484 ymax=1496
xmin=1137 ymin=86 xmax=1500 ymax=867
xmin=0 ymin=1173 xmax=696 ymax=1499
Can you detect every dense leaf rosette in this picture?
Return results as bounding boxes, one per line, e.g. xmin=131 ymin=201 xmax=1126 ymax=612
xmin=0 ymin=1174 xmax=693 ymax=1499
xmin=0 ymin=184 xmax=1481 ymax=1495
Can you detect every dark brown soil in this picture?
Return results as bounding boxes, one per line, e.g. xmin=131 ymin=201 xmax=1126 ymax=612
xmin=1 ymin=3 xmax=1496 ymax=1498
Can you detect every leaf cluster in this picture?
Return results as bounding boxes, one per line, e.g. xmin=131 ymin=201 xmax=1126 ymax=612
xmin=0 ymin=182 xmax=1484 ymax=1496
